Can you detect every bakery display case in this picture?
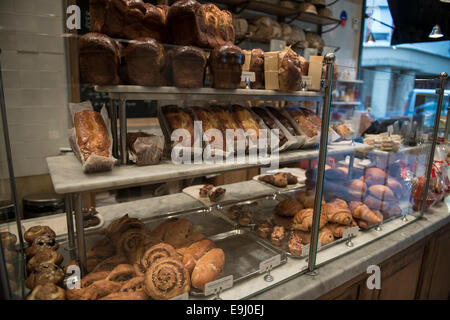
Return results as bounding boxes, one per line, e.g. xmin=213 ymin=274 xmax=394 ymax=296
xmin=0 ymin=0 xmax=448 ymax=301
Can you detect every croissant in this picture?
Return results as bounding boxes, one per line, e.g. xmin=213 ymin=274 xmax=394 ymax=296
xmin=322 ymin=200 xmax=353 ymax=225
xmin=328 ymin=219 xmax=357 ymax=238
xmin=368 ymin=185 xmax=395 ymax=201
xmin=318 ymin=227 xmax=335 ymax=246
xmin=350 ymin=202 xmax=383 ymax=225
xmin=292 ymin=208 xmax=327 ymax=231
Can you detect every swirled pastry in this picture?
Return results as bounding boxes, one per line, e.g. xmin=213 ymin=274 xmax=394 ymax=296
xmin=100 ymin=214 xmax=147 ymax=243
xmin=26 ymin=262 xmax=65 ymax=290
xmin=26 ymin=283 xmax=66 ymax=300
xmin=162 ymin=219 xmax=194 ymax=248
xmin=25 ymin=235 xmax=59 ymax=258
xmin=116 ymin=228 xmax=155 ymax=263
xmin=144 ymin=257 xmax=190 ymax=300
xmin=24 ymin=226 xmax=56 ymax=245
xmin=27 ymin=249 xmax=63 ymax=272
xmin=141 ymin=243 xmax=179 ymax=269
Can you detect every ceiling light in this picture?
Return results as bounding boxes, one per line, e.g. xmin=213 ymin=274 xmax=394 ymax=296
xmin=429 ymin=25 xmax=444 ymax=38
xmin=439 ymin=0 xmax=450 ymax=3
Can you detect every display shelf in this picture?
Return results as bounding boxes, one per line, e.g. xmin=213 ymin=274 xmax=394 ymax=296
xmin=46 ymin=143 xmax=364 ymax=194
xmin=212 ymin=0 xmax=340 ymax=25
xmin=331 ymin=101 xmax=362 ymax=106
xmin=94 ymin=85 xmax=323 ymax=102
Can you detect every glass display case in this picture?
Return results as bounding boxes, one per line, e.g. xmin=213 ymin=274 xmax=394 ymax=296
xmin=0 ymin=0 xmax=448 ymax=301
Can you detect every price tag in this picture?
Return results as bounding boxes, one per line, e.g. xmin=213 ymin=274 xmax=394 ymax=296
xmin=170 ymin=292 xmax=189 ymax=300
xmin=343 ymin=226 xmax=360 ymax=239
xmin=270 ymin=39 xmax=287 ymax=52
xmin=241 ymin=71 xmax=256 ymax=82
xmin=302 ymin=75 xmax=312 ymax=86
xmin=259 ymin=254 xmax=281 ymax=273
xmin=204 ymin=275 xmax=234 ymax=296
xmin=301 ymin=243 xmax=310 ymax=257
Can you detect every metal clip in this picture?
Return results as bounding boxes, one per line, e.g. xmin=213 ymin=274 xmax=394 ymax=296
xmin=213 ymin=287 xmax=223 ymax=300
xmin=345 ymin=234 xmax=354 ymax=247
xmin=375 ymin=225 xmax=382 ymax=232
xmin=245 ymin=76 xmax=251 ymax=89
xmin=263 ymin=265 xmax=274 ymax=282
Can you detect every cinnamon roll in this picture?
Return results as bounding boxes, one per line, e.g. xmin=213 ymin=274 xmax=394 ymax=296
xmin=144 ymin=257 xmax=190 ymax=300
xmin=26 ymin=262 xmax=65 ymax=290
xmin=26 ymin=283 xmax=66 ymax=300
xmin=141 ymin=243 xmax=179 ymax=269
xmin=133 ymin=262 xmax=146 ymax=277
xmin=26 ymin=249 xmax=63 ymax=272
xmin=24 ymin=226 xmax=56 ymax=244
xmin=25 ymin=235 xmax=59 ymax=258
xmin=106 ymin=264 xmax=136 ymax=283
xmin=116 ymin=228 xmax=155 ymax=263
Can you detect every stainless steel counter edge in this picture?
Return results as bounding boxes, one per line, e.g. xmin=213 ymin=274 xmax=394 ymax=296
xmin=249 ymin=198 xmax=450 ymax=300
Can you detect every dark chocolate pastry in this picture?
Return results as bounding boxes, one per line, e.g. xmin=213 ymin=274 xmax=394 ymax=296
xmin=208 ymin=187 xmax=226 ymax=202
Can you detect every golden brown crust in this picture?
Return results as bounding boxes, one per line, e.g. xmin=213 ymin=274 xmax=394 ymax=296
xmin=318 ymin=226 xmax=335 ymax=246
xmin=26 ymin=263 xmax=65 ymax=290
xmin=144 ymin=257 xmax=190 ymax=300
xmin=368 ymin=185 xmax=395 ymax=201
xmin=292 ymin=208 xmax=327 ymax=231
xmin=163 ymin=219 xmax=194 ymax=248
xmin=232 ymin=105 xmax=260 ymax=138
xmin=100 ymin=214 xmax=147 ymax=243
xmin=210 ymin=46 xmax=245 ymax=89
xmin=115 ymin=228 xmax=154 ymax=263
xmin=74 ymin=110 xmax=111 ymax=162
xmin=25 ymin=235 xmax=59 ymax=258
xmin=91 ymin=255 xmax=128 ymax=273
xmin=275 ymin=199 xmax=303 ymax=217
xmin=272 ymin=213 xmax=294 ymax=230
xmin=270 ymin=225 xmax=285 ymax=246
xmin=27 ymin=249 xmax=63 ymax=272
xmin=279 ymin=47 xmax=302 ymax=92
xmin=163 ymin=107 xmax=195 ymax=147
xmin=1 ymin=231 xmax=17 ymax=249
xmin=81 ymin=271 xmax=110 ymax=288
xmin=191 ymin=248 xmax=225 ymax=291
xmin=24 ymin=226 xmax=56 ymax=244
xmin=141 ymin=243 xmax=179 ymax=269
xmin=106 ymin=264 xmax=136 ymax=283
xmin=288 ymin=231 xmax=304 ymax=256
xmin=80 ymin=279 xmax=122 ymax=300
xmin=172 ymin=46 xmax=207 ymax=88
xmin=182 ymin=239 xmax=216 ymax=275
xmin=26 ymin=283 xmax=66 ymax=300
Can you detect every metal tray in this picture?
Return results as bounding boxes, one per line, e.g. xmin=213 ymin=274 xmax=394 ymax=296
xmin=190 ymin=229 xmax=287 ymax=297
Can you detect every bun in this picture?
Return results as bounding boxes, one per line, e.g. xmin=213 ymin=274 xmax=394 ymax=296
xmin=26 ymin=263 xmax=64 ymax=290
xmin=79 ymin=32 xmax=121 ymax=85
xmin=191 ymin=248 xmax=225 ymax=291
xmin=123 ymin=37 xmax=165 ymax=86
xmin=24 ymin=226 xmax=56 ymax=245
xmin=27 ymin=249 xmax=63 ymax=272
xmin=209 ymin=44 xmax=245 ymax=89
xmin=182 ymin=239 xmax=216 ymax=275
xmin=172 ymin=46 xmax=206 ymax=88
xmin=25 ymin=235 xmax=59 ymax=258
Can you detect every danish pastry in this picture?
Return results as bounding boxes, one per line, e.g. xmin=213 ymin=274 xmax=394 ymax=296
xmin=26 ymin=249 xmax=63 ymax=272
xmin=275 ymin=199 xmax=303 ymax=217
xmin=25 ymin=235 xmax=59 ymax=258
xmin=24 ymin=226 xmax=56 ymax=244
xmin=26 ymin=262 xmax=65 ymax=290
xmin=141 ymin=243 xmax=179 ymax=269
xmin=26 ymin=283 xmax=66 ymax=300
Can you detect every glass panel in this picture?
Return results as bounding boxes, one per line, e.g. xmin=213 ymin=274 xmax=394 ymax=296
xmin=309 ymin=64 xmax=445 ymax=269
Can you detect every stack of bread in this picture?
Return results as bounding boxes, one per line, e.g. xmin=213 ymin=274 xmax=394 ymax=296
xmin=1 ymin=231 xmax=19 ymax=294
xmin=22 ymin=226 xmax=66 ymax=300
xmin=64 ymin=214 xmax=225 ymax=300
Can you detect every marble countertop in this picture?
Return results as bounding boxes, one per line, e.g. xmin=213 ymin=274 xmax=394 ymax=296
xmin=249 ymin=198 xmax=450 ymax=300
xmin=46 ymin=144 xmax=361 ymax=194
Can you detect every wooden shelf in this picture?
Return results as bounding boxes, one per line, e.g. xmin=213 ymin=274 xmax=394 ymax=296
xmin=212 ymin=0 xmax=340 ymax=25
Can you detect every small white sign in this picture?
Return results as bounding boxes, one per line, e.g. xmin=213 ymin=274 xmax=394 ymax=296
xmin=259 ymin=254 xmax=281 ymax=273
xmin=270 ymin=39 xmax=287 ymax=52
xmin=170 ymin=292 xmax=189 ymax=300
xmin=241 ymin=71 xmax=256 ymax=82
xmin=343 ymin=226 xmax=360 ymax=239
xmin=204 ymin=275 xmax=234 ymax=296
xmin=301 ymin=243 xmax=310 ymax=257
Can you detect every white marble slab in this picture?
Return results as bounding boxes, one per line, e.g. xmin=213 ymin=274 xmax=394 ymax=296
xmin=46 ymin=144 xmax=361 ymax=194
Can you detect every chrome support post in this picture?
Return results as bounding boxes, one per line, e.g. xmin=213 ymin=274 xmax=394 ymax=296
xmin=445 ymin=104 xmax=450 ymax=142
xmin=118 ymin=99 xmax=128 ymax=165
xmin=308 ymin=53 xmax=335 ymax=272
xmin=109 ymin=99 xmax=119 ymax=159
xmin=347 ymin=153 xmax=355 ymax=180
xmin=420 ymin=72 xmax=448 ymax=215
xmin=73 ymin=193 xmax=87 ymax=276
xmin=65 ymin=194 xmax=76 ymax=259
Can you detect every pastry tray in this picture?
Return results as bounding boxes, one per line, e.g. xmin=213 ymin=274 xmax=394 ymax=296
xmin=57 ymin=207 xmax=286 ymax=298
xmin=190 ymin=229 xmax=287 ymax=297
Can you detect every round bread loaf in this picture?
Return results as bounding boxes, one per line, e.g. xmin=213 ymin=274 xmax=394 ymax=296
xmin=191 ymin=248 xmax=225 ymax=291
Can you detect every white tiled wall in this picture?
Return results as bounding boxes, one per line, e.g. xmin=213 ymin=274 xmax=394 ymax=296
xmin=0 ymin=0 xmax=69 ymax=178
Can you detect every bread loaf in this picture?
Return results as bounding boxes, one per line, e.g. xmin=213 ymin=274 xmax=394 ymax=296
xmin=123 ymin=37 xmax=165 ymax=86
xmin=253 ymin=107 xmax=287 ymax=147
xmin=74 ymin=110 xmax=111 ymax=163
xmin=163 ymin=106 xmax=195 ymax=147
xmin=127 ymin=132 xmax=164 ymax=166
xmin=209 ymin=44 xmax=245 ymax=89
xmin=232 ymin=105 xmax=260 ymax=138
xmin=278 ymin=47 xmax=302 ymax=92
xmin=172 ymin=46 xmax=206 ymax=88
xmin=182 ymin=239 xmax=216 ymax=275
xmin=249 ymin=49 xmax=265 ymax=89
xmin=79 ymin=33 xmax=121 ymax=85
xmin=167 ymin=0 xmax=234 ymax=49
xmin=191 ymin=248 xmax=225 ymax=291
